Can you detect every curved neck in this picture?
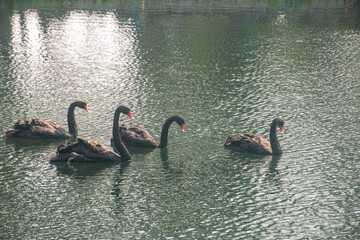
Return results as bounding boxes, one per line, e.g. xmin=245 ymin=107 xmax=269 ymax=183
xmin=158 ymin=116 xmax=177 ymax=148
xmin=113 ymin=108 xmax=131 ymax=161
xmin=67 ymin=102 xmax=78 ymax=137
xmin=269 ymin=120 xmax=282 ymax=155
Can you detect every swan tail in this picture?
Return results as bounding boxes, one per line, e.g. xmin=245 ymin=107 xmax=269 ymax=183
xmin=5 ymin=129 xmax=17 ymax=138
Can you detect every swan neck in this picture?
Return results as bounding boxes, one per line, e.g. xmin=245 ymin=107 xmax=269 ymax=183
xmin=67 ymin=103 xmax=78 ymax=137
xmin=113 ymin=108 xmax=131 ymax=161
xmin=158 ymin=117 xmax=175 ymax=148
xmin=270 ymin=120 xmax=282 ymax=155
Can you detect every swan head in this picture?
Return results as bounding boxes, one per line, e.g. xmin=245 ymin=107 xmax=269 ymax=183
xmin=116 ymin=105 xmax=134 ymax=120
xmin=76 ymin=101 xmax=89 ymax=112
xmin=275 ymin=116 xmax=285 ymax=134
xmin=175 ymin=116 xmax=185 ymax=132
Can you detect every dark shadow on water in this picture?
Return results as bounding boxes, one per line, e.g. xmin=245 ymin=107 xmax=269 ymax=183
xmin=4 ymin=137 xmax=70 ymax=155
xmin=225 ymin=149 xmax=267 ymax=163
xmin=159 ymin=148 xmax=184 ymax=180
xmin=126 ymin=146 xmax=176 ymax=173
xmin=225 ymin=148 xmax=282 ymax=174
xmin=160 ymin=148 xmax=169 ymax=169
xmin=261 ymin=155 xmax=281 ymax=174
xmin=5 ymin=137 xmax=70 ymax=147
xmin=111 ymin=161 xmax=131 ymax=197
xmin=51 ymin=160 xmax=130 ymax=177
xmin=269 ymin=155 xmax=281 ymax=172
xmin=126 ymin=146 xmax=156 ymax=154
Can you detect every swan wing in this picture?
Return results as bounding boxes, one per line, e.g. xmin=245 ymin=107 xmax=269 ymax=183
xmin=31 ymin=119 xmax=70 ymax=138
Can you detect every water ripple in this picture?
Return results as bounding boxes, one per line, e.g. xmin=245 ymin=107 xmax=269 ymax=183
xmin=0 ymin=2 xmax=359 ymax=239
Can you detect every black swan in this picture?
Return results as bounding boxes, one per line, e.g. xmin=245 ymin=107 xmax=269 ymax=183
xmin=5 ymin=101 xmax=88 ymax=139
xmin=119 ymin=115 xmax=185 ymax=148
xmin=224 ymin=116 xmax=285 ymax=155
xmin=49 ymin=105 xmax=133 ymax=163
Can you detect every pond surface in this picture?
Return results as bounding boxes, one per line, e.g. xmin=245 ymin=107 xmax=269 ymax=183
xmin=0 ymin=0 xmax=359 ymax=239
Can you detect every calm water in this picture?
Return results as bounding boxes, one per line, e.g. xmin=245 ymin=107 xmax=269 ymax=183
xmin=0 ymin=0 xmax=359 ymax=239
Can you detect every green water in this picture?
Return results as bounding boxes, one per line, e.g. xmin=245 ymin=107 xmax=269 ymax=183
xmin=0 ymin=1 xmax=359 ymax=239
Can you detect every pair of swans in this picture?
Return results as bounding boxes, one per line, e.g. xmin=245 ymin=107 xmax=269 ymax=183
xmin=5 ymin=101 xmax=185 ymax=162
xmin=5 ymin=101 xmax=285 ymax=162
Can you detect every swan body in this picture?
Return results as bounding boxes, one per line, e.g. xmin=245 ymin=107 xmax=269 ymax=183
xmin=119 ymin=115 xmax=185 ymax=148
xmin=5 ymin=101 xmax=88 ymax=139
xmin=49 ymin=139 xmax=122 ymax=163
xmin=50 ymin=105 xmax=133 ymax=163
xmin=224 ymin=117 xmax=285 ymax=155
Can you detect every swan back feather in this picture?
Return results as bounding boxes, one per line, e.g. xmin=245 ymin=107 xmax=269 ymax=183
xmin=119 ymin=125 xmax=157 ymax=148
xmin=50 ymin=138 xmax=120 ymax=163
xmin=7 ymin=118 xmax=71 ymax=139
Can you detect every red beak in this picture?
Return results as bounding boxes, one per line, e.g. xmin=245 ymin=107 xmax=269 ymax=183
xmin=180 ymin=124 xmax=185 ymax=132
xmin=279 ymin=126 xmax=285 ymax=134
xmin=128 ymin=111 xmax=134 ymax=120
xmin=83 ymin=105 xmax=89 ymax=112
